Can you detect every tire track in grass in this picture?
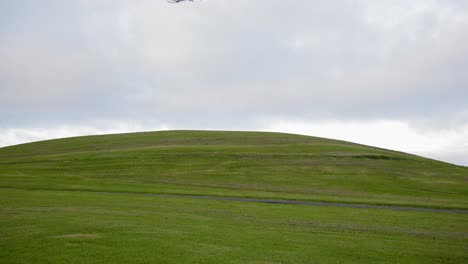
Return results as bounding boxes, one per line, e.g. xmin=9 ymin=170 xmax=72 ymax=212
xmin=1 ymin=187 xmax=467 ymax=214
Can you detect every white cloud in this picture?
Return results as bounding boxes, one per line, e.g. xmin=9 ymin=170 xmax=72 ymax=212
xmin=0 ymin=122 xmax=170 ymax=148
xmin=261 ymin=119 xmax=468 ymax=166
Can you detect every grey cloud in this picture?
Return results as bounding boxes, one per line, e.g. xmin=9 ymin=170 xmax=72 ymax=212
xmin=0 ymin=0 xmax=467 ymax=131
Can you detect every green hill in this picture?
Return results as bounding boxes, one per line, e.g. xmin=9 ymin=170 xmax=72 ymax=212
xmin=1 ymin=130 xmax=467 ymax=263
xmin=1 ymin=130 xmax=466 ymax=208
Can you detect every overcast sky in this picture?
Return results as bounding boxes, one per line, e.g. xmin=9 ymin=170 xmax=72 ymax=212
xmin=1 ymin=0 xmax=467 ymax=166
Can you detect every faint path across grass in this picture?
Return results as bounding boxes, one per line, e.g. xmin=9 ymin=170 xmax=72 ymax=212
xmin=2 ymin=187 xmax=467 ymax=214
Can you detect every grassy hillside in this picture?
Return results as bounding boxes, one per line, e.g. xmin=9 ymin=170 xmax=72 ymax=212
xmin=1 ymin=130 xmax=467 ymax=263
xmin=0 ymin=130 xmax=466 ymax=208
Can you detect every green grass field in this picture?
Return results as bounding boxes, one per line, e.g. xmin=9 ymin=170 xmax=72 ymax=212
xmin=1 ymin=130 xmax=467 ymax=263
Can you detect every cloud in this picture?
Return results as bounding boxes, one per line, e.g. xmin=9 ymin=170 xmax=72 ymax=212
xmin=261 ymin=119 xmax=468 ymax=166
xmin=261 ymin=119 xmax=468 ymax=162
xmin=0 ymin=122 xmax=170 ymax=148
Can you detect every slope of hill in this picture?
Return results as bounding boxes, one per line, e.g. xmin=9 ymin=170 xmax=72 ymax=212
xmin=1 ymin=130 xmax=467 ymax=263
xmin=1 ymin=130 xmax=466 ymax=209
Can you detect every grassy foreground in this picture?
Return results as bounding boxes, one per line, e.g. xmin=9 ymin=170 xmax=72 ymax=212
xmin=1 ymin=188 xmax=467 ymax=264
xmin=0 ymin=130 xmax=467 ymax=263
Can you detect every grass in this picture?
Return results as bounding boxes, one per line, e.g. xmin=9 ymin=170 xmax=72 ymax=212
xmin=0 ymin=130 xmax=467 ymax=263
xmin=1 ymin=188 xmax=467 ymax=264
